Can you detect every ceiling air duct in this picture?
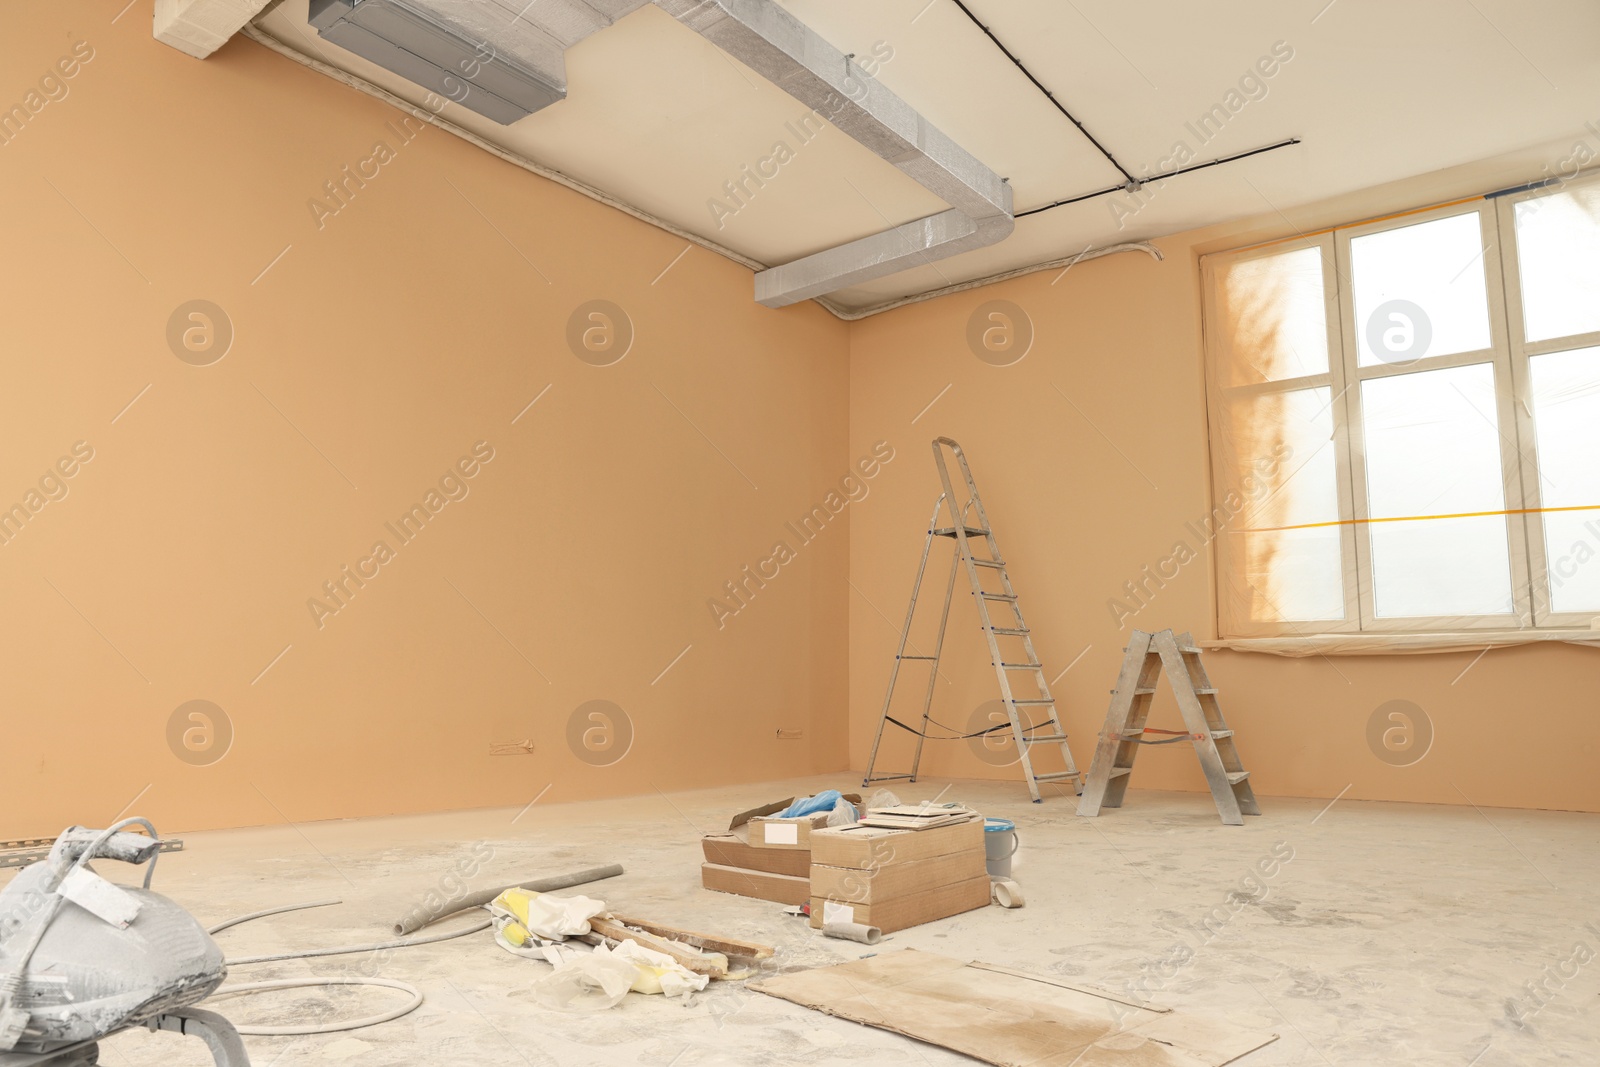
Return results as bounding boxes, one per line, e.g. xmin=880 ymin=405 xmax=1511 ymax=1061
xmin=291 ymin=0 xmax=1015 ymax=306
xmin=308 ymin=0 xmax=566 ymax=123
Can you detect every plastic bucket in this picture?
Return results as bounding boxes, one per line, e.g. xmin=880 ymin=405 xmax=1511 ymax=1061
xmin=983 ymin=817 xmax=1018 ymax=879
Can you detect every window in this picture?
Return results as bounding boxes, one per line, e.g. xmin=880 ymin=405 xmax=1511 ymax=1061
xmin=1203 ymin=179 xmax=1600 ymax=639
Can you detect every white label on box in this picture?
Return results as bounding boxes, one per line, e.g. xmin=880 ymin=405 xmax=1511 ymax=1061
xmin=763 ymin=822 xmax=799 ymax=845
xmin=822 ymin=901 xmax=855 ymax=925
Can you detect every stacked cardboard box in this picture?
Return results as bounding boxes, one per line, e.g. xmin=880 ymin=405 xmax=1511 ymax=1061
xmin=700 ymin=795 xmax=860 ymax=907
xmin=807 ymin=814 xmax=990 ymax=933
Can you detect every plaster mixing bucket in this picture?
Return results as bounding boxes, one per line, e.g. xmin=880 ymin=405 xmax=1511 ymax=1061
xmin=983 ymin=817 xmax=1018 ymax=879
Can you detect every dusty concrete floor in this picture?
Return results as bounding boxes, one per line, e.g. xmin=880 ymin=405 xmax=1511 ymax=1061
xmin=20 ymin=776 xmax=1598 ymax=1067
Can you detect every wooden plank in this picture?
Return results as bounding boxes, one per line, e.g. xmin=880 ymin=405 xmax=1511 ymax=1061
xmin=584 ymin=917 xmax=729 ymax=977
xmin=604 ymin=913 xmax=774 ymax=961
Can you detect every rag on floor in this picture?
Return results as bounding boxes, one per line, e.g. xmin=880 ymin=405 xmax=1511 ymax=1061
xmin=488 ymin=888 xmax=710 ymax=1002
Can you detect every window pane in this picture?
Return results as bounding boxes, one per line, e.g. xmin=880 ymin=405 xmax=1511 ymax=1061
xmin=1515 ymin=185 xmax=1600 ymax=343
xmin=1213 ymin=245 xmax=1330 ymax=386
xmin=1230 ymin=388 xmax=1345 ymax=621
xmin=1351 ymin=212 xmax=1492 ymax=366
xmin=1361 ymin=363 xmax=1513 ymax=617
xmin=1529 ymin=346 xmax=1600 ymax=613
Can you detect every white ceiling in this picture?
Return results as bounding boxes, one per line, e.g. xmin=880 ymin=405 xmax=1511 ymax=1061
xmin=254 ymin=0 xmax=1600 ymax=312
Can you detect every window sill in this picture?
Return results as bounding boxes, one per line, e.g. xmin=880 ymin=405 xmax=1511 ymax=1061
xmin=1203 ymin=629 xmax=1600 ymax=657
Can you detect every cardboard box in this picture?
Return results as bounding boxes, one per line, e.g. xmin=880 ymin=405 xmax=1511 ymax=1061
xmin=809 ymin=849 xmax=988 ymax=904
xmin=697 ymin=793 xmax=865 ymax=903
xmin=701 ymin=863 xmax=811 ymax=906
xmin=748 ymin=812 xmax=831 ymax=850
xmin=808 ymin=815 xmax=983 ymax=870
xmin=809 ymin=875 xmax=992 ymax=933
xmin=728 ymin=793 xmax=862 ymax=852
xmin=701 ymin=831 xmax=811 ymax=878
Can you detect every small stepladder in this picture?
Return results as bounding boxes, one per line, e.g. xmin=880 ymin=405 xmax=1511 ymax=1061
xmin=862 ymin=438 xmax=1082 ymax=803
xmin=1076 ymin=629 xmax=1259 ymax=825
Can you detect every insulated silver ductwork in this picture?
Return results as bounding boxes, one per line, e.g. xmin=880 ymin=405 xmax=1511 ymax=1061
xmin=310 ymin=0 xmax=569 ymax=122
xmin=655 ymin=0 xmax=1014 ymax=307
xmin=282 ymin=0 xmax=1015 ymax=308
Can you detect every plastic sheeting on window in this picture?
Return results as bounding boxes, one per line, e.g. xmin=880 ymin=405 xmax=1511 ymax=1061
xmin=1205 ymin=241 xmax=1350 ymax=638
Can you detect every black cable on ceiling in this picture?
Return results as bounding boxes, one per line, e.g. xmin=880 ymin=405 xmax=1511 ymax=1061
xmin=947 ymin=0 xmax=1136 ymax=185
xmin=1016 ymin=137 xmax=1303 ymax=218
xmin=946 ymin=1 xmax=1303 ymax=219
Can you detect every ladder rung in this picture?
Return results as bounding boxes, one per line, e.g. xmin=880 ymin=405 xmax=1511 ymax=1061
xmin=1114 ymin=686 xmax=1157 ymax=696
xmin=1194 ymin=687 xmax=1218 ymax=696
xmin=1179 ymin=646 xmax=1203 ymax=654
xmin=863 ymin=773 xmax=915 ymax=782
xmin=1029 ymin=734 xmax=1069 ymax=744
xmin=1120 ymin=730 xmax=1186 ymax=740
xmin=1211 ymin=729 xmax=1234 ymax=739
xmin=896 ymin=655 xmax=936 ymax=660
xmin=971 ymin=558 xmax=1006 ymax=569
xmin=1010 ymin=698 xmax=1053 ymax=705
xmin=978 ymin=592 xmax=1018 ymax=602
xmin=1226 ymin=771 xmax=1250 ymax=785
xmin=1032 ymin=771 xmax=1079 ymax=782
xmin=933 ymin=526 xmax=990 ymax=538
xmin=1000 ymin=662 xmax=1043 ymax=670
xmin=1108 ymin=767 xmax=1133 ymax=778
xmin=990 ymin=627 xmax=1030 ymax=636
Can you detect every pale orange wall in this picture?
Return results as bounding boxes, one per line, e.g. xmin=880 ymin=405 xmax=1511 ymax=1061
xmin=2 ymin=1 xmax=851 ymax=837
xmin=8 ymin=5 xmax=1596 ymax=839
xmin=849 ymin=176 xmax=1600 ymax=815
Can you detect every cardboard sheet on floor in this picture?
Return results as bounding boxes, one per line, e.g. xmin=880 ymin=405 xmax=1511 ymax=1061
xmin=750 ymin=950 xmax=1277 ymax=1067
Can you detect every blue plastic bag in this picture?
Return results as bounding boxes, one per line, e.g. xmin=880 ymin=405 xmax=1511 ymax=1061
xmin=777 ymin=790 xmax=843 ymax=819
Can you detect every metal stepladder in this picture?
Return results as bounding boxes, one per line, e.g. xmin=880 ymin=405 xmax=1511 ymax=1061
xmin=862 ymin=438 xmax=1081 ymax=803
xmin=1077 ymin=629 xmax=1259 ymax=825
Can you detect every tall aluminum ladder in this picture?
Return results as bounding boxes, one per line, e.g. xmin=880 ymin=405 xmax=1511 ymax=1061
xmin=862 ymin=438 xmax=1082 ymax=803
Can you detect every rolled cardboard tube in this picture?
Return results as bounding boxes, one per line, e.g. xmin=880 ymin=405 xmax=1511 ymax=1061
xmin=392 ymin=864 xmax=624 ymax=935
xmin=822 ymin=921 xmax=882 ymax=945
xmin=992 ymin=879 xmax=1025 ymax=909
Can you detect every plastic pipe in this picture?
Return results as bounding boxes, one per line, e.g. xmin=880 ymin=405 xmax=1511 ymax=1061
xmin=822 ymin=922 xmax=883 ymax=945
xmin=391 ymin=864 xmax=624 ymax=935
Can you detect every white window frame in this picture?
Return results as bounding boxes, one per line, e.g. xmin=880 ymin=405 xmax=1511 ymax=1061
xmin=1497 ymin=180 xmax=1600 ymax=630
xmin=1204 ymin=177 xmax=1600 ymax=639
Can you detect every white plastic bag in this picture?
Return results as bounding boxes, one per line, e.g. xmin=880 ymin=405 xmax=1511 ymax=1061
xmin=604 ymin=939 xmax=711 ymax=998
xmin=826 ymin=796 xmax=860 ymax=827
xmin=533 ymin=954 xmax=639 ymax=1013
xmin=489 ymin=888 xmax=608 ymax=944
xmin=866 ymin=788 xmax=902 ymax=811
